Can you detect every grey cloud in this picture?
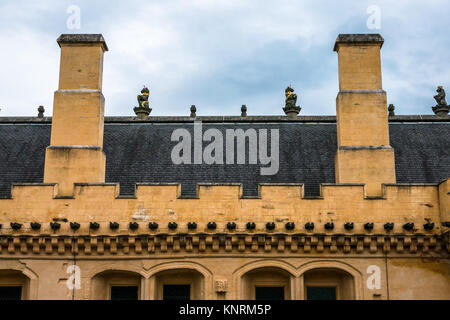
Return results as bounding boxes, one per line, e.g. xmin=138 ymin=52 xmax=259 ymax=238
xmin=0 ymin=0 xmax=448 ymax=116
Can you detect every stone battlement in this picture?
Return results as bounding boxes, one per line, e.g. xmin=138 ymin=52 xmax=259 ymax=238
xmin=0 ymin=180 xmax=448 ymax=235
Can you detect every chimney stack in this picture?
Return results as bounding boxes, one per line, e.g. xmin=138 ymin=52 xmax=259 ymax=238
xmin=333 ymin=34 xmax=396 ymax=196
xmin=43 ymin=34 xmax=108 ymax=196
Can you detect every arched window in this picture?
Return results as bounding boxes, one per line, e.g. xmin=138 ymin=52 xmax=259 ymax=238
xmin=303 ymin=268 xmax=355 ymax=300
xmin=0 ymin=270 xmax=30 ymax=300
xmin=153 ymin=269 xmax=204 ymax=300
xmin=241 ymin=267 xmax=293 ymax=300
xmin=91 ymin=270 xmax=143 ymax=300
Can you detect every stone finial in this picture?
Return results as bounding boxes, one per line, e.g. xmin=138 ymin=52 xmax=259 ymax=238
xmin=190 ymin=105 xmax=197 ymax=117
xmin=133 ymin=86 xmax=152 ymax=119
xmin=37 ymin=105 xmax=45 ymax=118
xmin=241 ymin=105 xmax=247 ymax=117
xmin=388 ymin=104 xmax=395 ymax=116
xmin=432 ymin=86 xmax=449 ymax=117
xmin=283 ymin=86 xmax=301 ymax=119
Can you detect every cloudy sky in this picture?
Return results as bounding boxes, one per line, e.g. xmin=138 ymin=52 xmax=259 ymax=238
xmin=0 ymin=0 xmax=449 ymax=117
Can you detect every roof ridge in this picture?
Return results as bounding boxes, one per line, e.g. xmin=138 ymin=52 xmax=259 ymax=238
xmin=0 ymin=115 xmax=449 ymax=124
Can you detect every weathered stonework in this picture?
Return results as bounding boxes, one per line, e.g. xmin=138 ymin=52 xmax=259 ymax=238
xmin=0 ymin=33 xmax=449 ymax=300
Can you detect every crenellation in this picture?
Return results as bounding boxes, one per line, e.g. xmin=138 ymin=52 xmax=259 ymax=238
xmin=0 ymin=32 xmax=448 ymax=300
xmin=0 ymin=182 xmax=446 ymax=236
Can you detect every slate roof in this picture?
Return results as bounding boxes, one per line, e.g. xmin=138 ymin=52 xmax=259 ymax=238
xmin=0 ymin=116 xmax=449 ymax=198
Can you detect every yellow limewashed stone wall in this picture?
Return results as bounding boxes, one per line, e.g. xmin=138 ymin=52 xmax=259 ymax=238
xmin=0 ymin=183 xmax=445 ymax=231
xmin=334 ymin=35 xmax=396 ymax=196
xmin=0 ymin=33 xmax=448 ymax=300
xmin=43 ymin=35 xmax=108 ymax=196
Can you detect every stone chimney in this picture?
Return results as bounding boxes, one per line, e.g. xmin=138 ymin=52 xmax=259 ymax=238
xmin=333 ymin=34 xmax=396 ymax=196
xmin=43 ymin=34 xmax=108 ymax=196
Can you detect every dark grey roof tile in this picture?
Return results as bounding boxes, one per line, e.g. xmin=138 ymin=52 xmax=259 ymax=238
xmin=0 ymin=121 xmax=449 ymax=198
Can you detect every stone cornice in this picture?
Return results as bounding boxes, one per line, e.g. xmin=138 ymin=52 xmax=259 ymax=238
xmin=57 ymin=34 xmax=108 ymax=51
xmin=334 ymin=33 xmax=384 ymax=51
xmin=0 ymin=232 xmax=447 ymax=256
